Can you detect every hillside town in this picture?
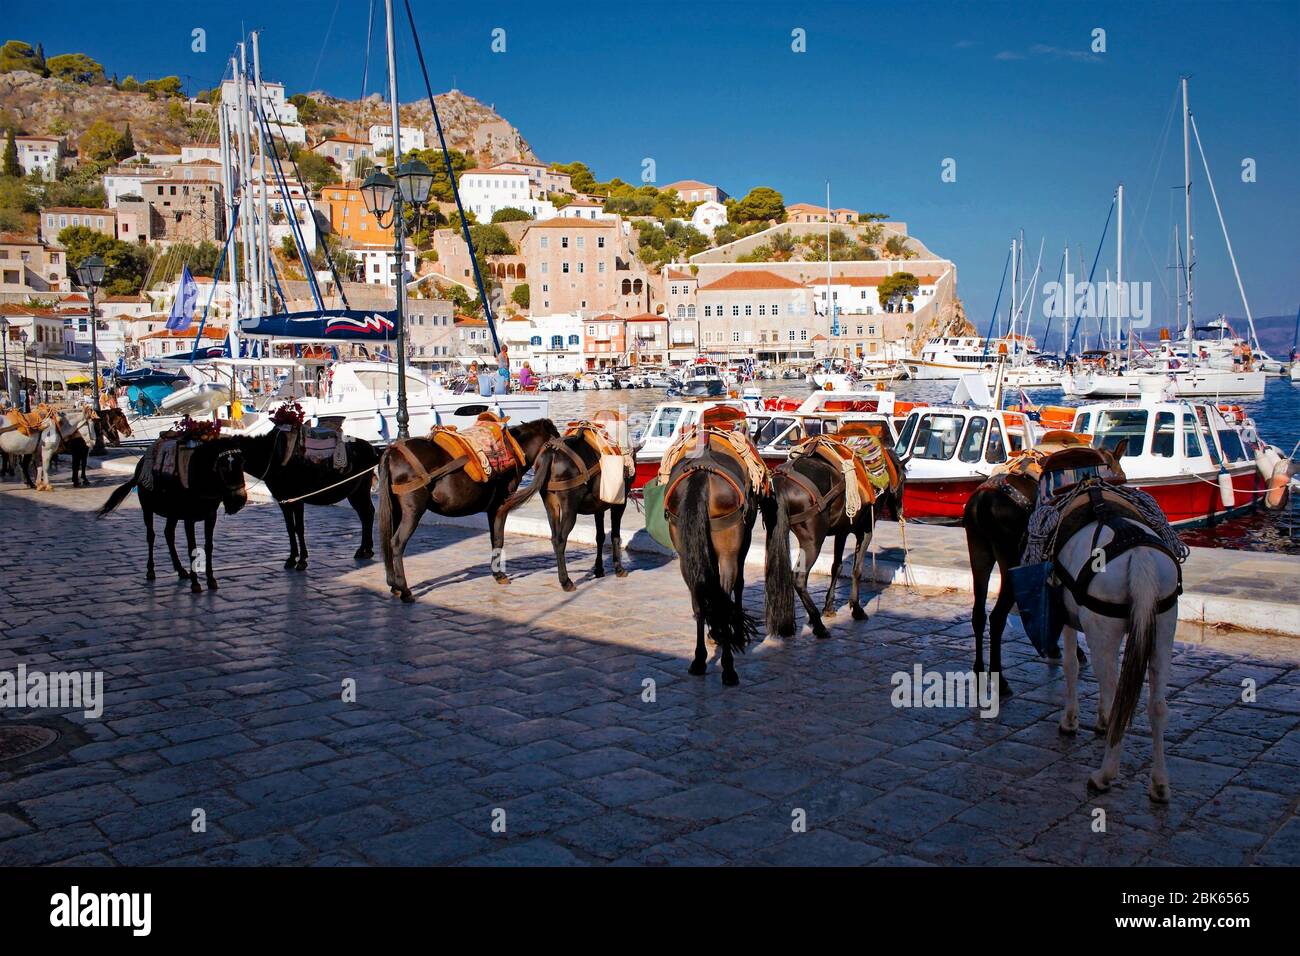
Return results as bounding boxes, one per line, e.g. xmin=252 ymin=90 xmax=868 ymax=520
xmin=0 ymin=39 xmax=962 ymax=391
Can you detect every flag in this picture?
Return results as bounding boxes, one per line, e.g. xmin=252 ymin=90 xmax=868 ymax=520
xmin=165 ymin=265 xmax=200 ymax=331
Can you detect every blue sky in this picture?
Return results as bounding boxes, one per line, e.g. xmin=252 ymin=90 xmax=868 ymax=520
xmin=11 ymin=1 xmax=1300 ymax=336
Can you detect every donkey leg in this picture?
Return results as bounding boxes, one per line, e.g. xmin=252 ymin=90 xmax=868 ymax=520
xmin=591 ymin=508 xmax=606 ymax=578
xmin=281 ymin=504 xmax=298 ymax=569
xmin=164 ymin=516 xmax=186 ymax=580
xmin=1058 ymin=625 xmax=1081 ymax=735
xmin=144 ymin=509 xmax=156 ymax=581
xmin=204 ymin=512 xmax=219 ymax=591
xmin=1092 ymin=631 xmax=1120 ymax=736
xmin=184 ymin=519 xmax=202 ymax=593
xmin=294 ymin=503 xmax=308 ymax=570
xmin=552 ymin=500 xmax=580 ymax=591
xmin=487 ymin=502 xmax=510 ymax=585
xmin=849 ymin=524 xmax=872 ymax=621
xmin=822 ymin=531 xmax=847 ymax=618
xmin=1147 ymin=619 xmax=1176 ymax=803
xmin=717 ymin=555 xmax=741 ymax=686
xmin=352 ymin=484 xmax=375 ymax=559
xmin=794 ymin=528 xmax=829 ymax=639
xmin=689 ymin=599 xmax=708 ymax=676
xmin=610 ymin=502 xmax=628 ymax=577
xmin=389 ymin=505 xmax=421 ymax=602
xmin=988 ymin=584 xmax=1016 ymax=697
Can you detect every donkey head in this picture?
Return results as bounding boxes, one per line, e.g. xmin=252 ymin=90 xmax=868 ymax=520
xmin=214 ymin=448 xmax=248 ymax=514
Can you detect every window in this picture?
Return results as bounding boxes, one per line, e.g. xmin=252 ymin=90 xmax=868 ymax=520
xmin=911 ymin=414 xmax=965 ymax=460
xmin=731 ymin=306 xmax=740 ymax=317
xmin=1093 ymin=409 xmax=1147 ymax=457
xmin=561 ymin=237 xmax=569 ymax=248
xmin=540 ymin=236 xmax=549 ymax=249
xmin=732 ymin=331 xmax=741 ymax=343
xmin=985 ymin=421 xmax=1007 ymax=463
xmin=800 ymin=330 xmax=808 ymax=341
xmin=958 ymin=417 xmax=987 ymax=462
xmin=597 ymin=237 xmax=605 ymax=248
xmin=745 ymin=305 xmax=752 ymax=316
xmin=1183 ymin=414 xmax=1205 ymax=458
xmin=1152 ymin=411 xmax=1177 ymax=458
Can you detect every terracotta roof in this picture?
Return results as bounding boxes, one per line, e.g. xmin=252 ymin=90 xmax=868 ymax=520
xmin=662 ymin=180 xmax=717 ymax=192
xmin=811 ymin=334 xmax=828 ymax=341
xmin=563 ymin=198 xmax=603 ymax=207
xmin=0 ymin=233 xmax=43 ymax=246
xmin=42 ymin=206 xmax=115 ymax=216
xmin=103 ymin=294 xmax=147 ymax=302
xmin=142 ymin=326 xmax=227 ymax=340
xmin=665 ymin=270 xmax=694 ymax=281
xmin=15 ymin=135 xmax=60 ymax=142
xmin=0 ymin=304 xmax=56 ymax=317
xmin=624 ymin=313 xmax=665 ymax=322
xmin=807 ymin=274 xmax=943 ymax=287
xmin=698 ymin=269 xmax=805 ymax=292
xmin=454 ymin=316 xmax=487 ymax=326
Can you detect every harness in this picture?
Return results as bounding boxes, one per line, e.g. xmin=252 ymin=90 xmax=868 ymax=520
xmin=1051 ymin=485 xmax=1184 ymax=619
xmin=542 ymin=438 xmax=601 ymax=492
xmin=774 ymin=457 xmax=844 ymax=525
xmin=388 ymin=440 xmax=473 ymax=496
xmin=664 ymin=447 xmax=750 ymax=531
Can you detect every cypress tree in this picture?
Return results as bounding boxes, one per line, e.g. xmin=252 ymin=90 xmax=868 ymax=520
xmin=2 ymin=129 xmax=19 ymax=178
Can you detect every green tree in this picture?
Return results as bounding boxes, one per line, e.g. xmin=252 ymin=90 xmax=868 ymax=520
xmin=120 ymin=75 xmax=141 ymax=93
xmin=57 ymin=226 xmax=151 ymax=295
xmin=884 ymin=234 xmax=914 ymax=259
xmin=728 ymin=186 xmax=786 ymax=224
xmin=78 ymin=120 xmax=126 ymax=162
xmin=0 ymin=41 xmax=41 ymax=75
xmin=45 ymin=52 xmax=105 ymax=84
xmin=491 ymin=207 xmax=531 ymax=224
xmin=550 ymin=160 xmax=596 ymax=194
xmin=859 ymin=211 xmax=889 ymax=222
xmin=510 ymin=283 xmax=529 ymax=309
xmin=295 ymin=151 xmax=341 ymax=191
xmin=117 ymin=123 xmax=135 ymax=160
xmin=468 ymin=223 xmax=514 ymax=256
xmin=877 ymin=272 xmax=919 ymax=311
xmin=144 ymin=76 xmax=183 ymax=97
xmin=2 ymin=128 xmax=19 ymax=177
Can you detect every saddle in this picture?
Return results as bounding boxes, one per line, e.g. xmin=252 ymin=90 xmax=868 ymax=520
xmin=785 ymin=434 xmax=876 ymax=520
xmin=657 ymin=424 xmax=768 ymax=496
xmin=0 ymin=405 xmax=54 ymax=437
xmin=302 ymin=419 xmax=349 ymax=471
xmin=563 ymin=415 xmax=635 ymax=503
xmin=140 ymin=435 xmax=194 ymax=491
xmin=429 ymin=411 xmax=525 ymax=483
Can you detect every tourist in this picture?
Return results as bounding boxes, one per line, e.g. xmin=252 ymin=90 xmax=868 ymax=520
xmin=518 ymin=362 xmax=536 ymax=390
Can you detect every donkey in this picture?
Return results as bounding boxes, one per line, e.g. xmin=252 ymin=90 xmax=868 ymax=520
xmin=498 ymin=428 xmax=629 ymax=590
xmin=664 ymin=435 xmax=762 ymax=686
xmin=377 ymin=418 xmax=560 ymax=602
xmin=962 ymin=440 xmax=1126 ymax=697
xmin=764 ymin=437 xmax=904 ymax=639
xmin=99 ymin=438 xmax=248 ymax=593
xmin=0 ymin=406 xmax=61 ymax=489
xmin=236 ymin=425 xmax=379 ymax=569
xmin=1054 ymin=503 xmax=1182 ymax=802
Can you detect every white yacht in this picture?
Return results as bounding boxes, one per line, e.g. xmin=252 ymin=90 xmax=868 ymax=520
xmin=906 ymin=336 xmax=996 ymax=380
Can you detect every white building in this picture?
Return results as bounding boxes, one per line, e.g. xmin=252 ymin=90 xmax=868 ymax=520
xmin=15 ymin=136 xmax=64 ymax=179
xmin=807 ymin=274 xmax=943 ymax=316
xmin=691 ymin=200 xmax=728 ymax=235
xmin=459 ymin=168 xmax=556 ymax=222
xmin=247 ymin=179 xmax=319 ymax=253
xmin=368 ymin=124 xmax=426 ymax=157
xmin=181 ymin=143 xmax=223 ymax=164
xmin=349 ymin=245 xmax=418 ymax=287
xmin=556 ymin=198 xmax=614 ymax=221
xmin=522 ymin=313 xmax=585 ymax=374
xmin=219 ymin=78 xmax=306 ymax=144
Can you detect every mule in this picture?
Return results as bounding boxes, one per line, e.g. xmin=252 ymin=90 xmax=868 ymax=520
xmin=236 ymin=426 xmax=379 ymax=569
xmin=377 ymin=418 xmax=560 ymax=602
xmin=498 ymin=431 xmax=628 ymax=590
xmin=98 ymin=437 xmax=248 ymax=593
xmin=664 ymin=437 xmax=761 ymax=686
xmin=765 ymin=440 xmax=904 ymax=639
xmin=1054 ymin=511 xmax=1181 ymax=803
xmin=0 ymin=407 xmax=61 ymax=489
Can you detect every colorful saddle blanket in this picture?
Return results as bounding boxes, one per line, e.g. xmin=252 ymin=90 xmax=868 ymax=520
xmin=429 ymin=412 xmax=524 ymax=483
xmin=303 ymin=424 xmax=349 ymax=470
xmin=657 ymin=425 xmax=768 ymax=494
xmin=139 ymin=436 xmax=195 ymax=491
xmin=787 ymin=434 xmax=876 ymax=518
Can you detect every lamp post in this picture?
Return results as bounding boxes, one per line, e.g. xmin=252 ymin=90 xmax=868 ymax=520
xmin=1 ymin=315 xmax=9 ymax=408
xmin=75 ymin=254 xmax=107 ymax=454
xmin=18 ymin=330 xmax=29 ymax=412
xmin=360 ymin=158 xmax=434 ymax=440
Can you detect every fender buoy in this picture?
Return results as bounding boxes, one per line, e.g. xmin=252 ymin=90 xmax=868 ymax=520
xmin=1217 ymin=469 xmax=1235 ymax=509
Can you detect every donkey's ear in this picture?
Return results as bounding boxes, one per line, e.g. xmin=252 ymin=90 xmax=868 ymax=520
xmin=1112 ymin=437 xmax=1128 ymax=459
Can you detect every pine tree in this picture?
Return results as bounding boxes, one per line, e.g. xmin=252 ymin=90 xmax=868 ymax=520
xmin=2 ymin=129 xmax=19 ymax=178
xmin=34 ymin=42 xmax=47 ymax=77
xmin=119 ymin=123 xmax=135 ymax=159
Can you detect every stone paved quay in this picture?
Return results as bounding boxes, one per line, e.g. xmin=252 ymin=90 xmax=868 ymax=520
xmin=2 ymin=474 xmax=1299 ymax=866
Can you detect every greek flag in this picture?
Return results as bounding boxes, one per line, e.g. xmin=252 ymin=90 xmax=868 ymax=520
xmin=165 ymin=265 xmax=199 ymax=331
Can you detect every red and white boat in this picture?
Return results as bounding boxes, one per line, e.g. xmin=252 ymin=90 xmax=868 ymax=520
xmin=1066 ymin=395 xmax=1267 ymax=526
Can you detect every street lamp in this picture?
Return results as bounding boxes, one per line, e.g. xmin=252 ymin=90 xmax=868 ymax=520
xmin=0 ymin=315 xmax=9 ymax=408
xmin=18 ymin=330 xmax=29 ymax=412
xmin=75 ymin=254 xmax=107 ymax=454
xmin=361 ymin=159 xmax=434 ymax=440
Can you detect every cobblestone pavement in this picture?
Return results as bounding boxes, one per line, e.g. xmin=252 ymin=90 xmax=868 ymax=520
xmin=1 ymin=480 xmax=1298 ymax=866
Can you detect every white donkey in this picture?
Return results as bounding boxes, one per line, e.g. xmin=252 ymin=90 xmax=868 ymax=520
xmin=0 ymin=407 xmax=62 ymax=489
xmin=1053 ymin=513 xmax=1182 ymax=803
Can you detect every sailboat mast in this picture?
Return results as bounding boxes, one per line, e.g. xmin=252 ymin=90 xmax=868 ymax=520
xmin=236 ymin=43 xmax=255 ymax=322
xmin=825 ymin=181 xmax=834 ymax=351
xmin=1182 ymin=76 xmax=1194 ymax=339
xmin=1116 ymin=182 xmax=1123 ymax=353
xmin=220 ymin=81 xmax=239 ymax=325
xmin=252 ymin=31 xmax=270 ymax=318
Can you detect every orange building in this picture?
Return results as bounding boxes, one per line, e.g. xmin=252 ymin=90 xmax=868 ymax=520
xmin=583 ymin=313 xmax=626 ymax=370
xmin=320 ymin=183 xmax=391 ymax=247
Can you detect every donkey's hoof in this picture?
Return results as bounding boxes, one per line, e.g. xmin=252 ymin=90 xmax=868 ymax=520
xmin=145 ymin=570 xmax=156 ymax=582
xmin=207 ymin=580 xmax=219 ymax=592
xmin=493 ymin=573 xmax=510 ymax=586
xmin=1058 ymin=717 xmax=1078 ymax=736
xmin=813 ymin=627 xmax=831 ymax=640
xmin=851 ymin=604 xmax=868 ymax=621
xmin=615 ymin=567 xmax=628 ymax=578
xmin=560 ymin=579 xmax=577 ymax=592
xmin=721 ymin=670 xmax=740 ymax=687
xmin=592 ymin=565 xmax=605 ymax=578
xmin=688 ymin=660 xmax=707 ymax=677
xmin=295 ymin=559 xmax=308 ymax=571
xmin=354 ymin=547 xmax=374 ymax=560
xmin=399 ymin=590 xmax=415 ymax=604
xmin=1086 ymin=772 xmax=1112 ymax=794
xmin=284 ymin=558 xmax=297 ymax=570
xmin=822 ymin=607 xmax=838 ymax=619
xmin=1148 ymin=781 xmax=1171 ymax=804
xmin=190 ymin=582 xmax=203 ymax=595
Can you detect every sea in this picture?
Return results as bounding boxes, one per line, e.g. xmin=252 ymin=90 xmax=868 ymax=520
xmin=541 ymin=375 xmax=1300 ymax=555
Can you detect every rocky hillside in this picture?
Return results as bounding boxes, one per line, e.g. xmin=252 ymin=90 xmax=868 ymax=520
xmin=0 ymin=71 xmax=534 ymax=165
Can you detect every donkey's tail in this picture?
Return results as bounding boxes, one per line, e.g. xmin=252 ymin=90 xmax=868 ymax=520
xmin=762 ymin=489 xmax=796 ymax=637
xmin=678 ymin=470 xmax=756 ymax=653
xmin=377 ymin=450 xmax=395 ymax=570
xmin=501 ymin=444 xmax=554 ymax=515
xmin=98 ymin=460 xmax=140 ymax=518
xmin=1110 ymin=546 xmax=1161 ymax=748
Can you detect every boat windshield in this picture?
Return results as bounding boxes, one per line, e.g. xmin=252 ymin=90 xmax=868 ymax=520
xmin=752 ymin=416 xmax=796 ymax=446
xmin=1093 ymin=409 xmax=1147 ymax=457
xmin=895 ymin=412 xmax=919 ymax=457
xmin=911 ymin=413 xmax=966 ymax=461
xmin=648 ymin=407 xmax=685 ymax=440
xmin=958 ymin=416 xmax=987 ymax=463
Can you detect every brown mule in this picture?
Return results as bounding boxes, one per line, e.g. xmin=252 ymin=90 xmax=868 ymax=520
xmin=377 ymin=417 xmax=560 ymax=602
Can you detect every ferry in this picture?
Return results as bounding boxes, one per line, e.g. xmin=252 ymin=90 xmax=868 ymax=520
xmin=905 ymin=336 xmax=996 ymax=380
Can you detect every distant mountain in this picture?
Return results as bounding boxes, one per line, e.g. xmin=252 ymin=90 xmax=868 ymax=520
xmin=1221 ymin=312 xmax=1299 ymax=356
